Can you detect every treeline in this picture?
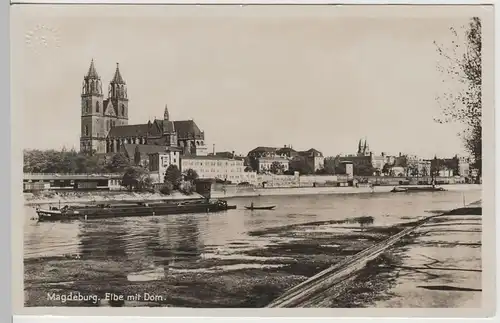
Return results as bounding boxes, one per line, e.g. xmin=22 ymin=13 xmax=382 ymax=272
xmin=121 ymin=164 xmax=199 ymax=196
xmin=24 ymin=149 xmax=132 ymax=174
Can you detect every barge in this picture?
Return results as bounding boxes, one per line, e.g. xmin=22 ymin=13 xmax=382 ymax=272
xmin=391 ymin=186 xmax=446 ymax=193
xmin=35 ymin=199 xmax=236 ymax=222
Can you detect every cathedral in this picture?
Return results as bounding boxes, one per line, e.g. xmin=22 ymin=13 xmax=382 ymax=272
xmin=357 ymin=138 xmax=371 ymax=157
xmin=80 ymin=60 xmax=207 ymax=156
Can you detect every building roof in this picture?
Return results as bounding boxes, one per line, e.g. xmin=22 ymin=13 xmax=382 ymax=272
xmin=181 ymin=155 xmax=243 ymax=161
xmin=298 ymin=148 xmax=323 ymax=157
xmin=108 ymin=124 xmax=150 ymax=138
xmin=215 ymin=151 xmax=235 ymax=158
xmin=107 ymin=119 xmax=203 ymax=140
xmin=160 ymin=120 xmax=176 ymax=133
xmin=276 ymin=147 xmax=297 ymax=155
xmin=122 ymin=144 xmax=171 ymax=158
xmin=248 ymin=146 xmax=277 ymax=154
xmin=172 ymin=120 xmax=204 ymax=139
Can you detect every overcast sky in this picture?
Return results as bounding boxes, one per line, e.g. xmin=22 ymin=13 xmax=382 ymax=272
xmin=12 ymin=5 xmax=481 ymax=158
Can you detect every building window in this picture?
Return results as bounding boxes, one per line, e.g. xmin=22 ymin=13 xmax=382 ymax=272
xmin=84 ymin=125 xmax=89 ymax=136
xmin=96 ymin=101 xmax=100 ymax=113
xmin=121 ymin=104 xmax=125 ymax=116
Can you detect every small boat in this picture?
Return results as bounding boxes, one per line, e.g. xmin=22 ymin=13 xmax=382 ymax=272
xmin=244 ymin=205 xmax=276 ymax=210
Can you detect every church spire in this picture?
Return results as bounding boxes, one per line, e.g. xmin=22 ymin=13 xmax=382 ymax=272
xmin=358 ymin=139 xmax=362 ymax=153
xmin=82 ymin=59 xmax=102 ymax=95
xmin=164 ymin=104 xmax=170 ymax=121
xmin=85 ymin=59 xmax=99 ymax=79
xmin=108 ymin=62 xmax=128 ymax=100
xmin=111 ymin=62 xmax=126 ymax=85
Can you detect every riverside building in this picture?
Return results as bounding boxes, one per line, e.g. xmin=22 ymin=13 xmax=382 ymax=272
xmin=181 ymin=156 xmax=245 ymax=184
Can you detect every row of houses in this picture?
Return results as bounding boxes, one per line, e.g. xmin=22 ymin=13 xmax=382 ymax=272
xmin=119 ymin=141 xmax=472 ymax=186
xmin=114 ymin=143 xmax=326 ymax=184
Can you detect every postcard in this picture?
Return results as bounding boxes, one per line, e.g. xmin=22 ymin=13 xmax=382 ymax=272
xmin=10 ymin=3 xmax=495 ymax=317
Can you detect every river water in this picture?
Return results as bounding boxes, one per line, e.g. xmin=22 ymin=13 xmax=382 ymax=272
xmin=23 ymin=187 xmax=483 ymax=307
xmin=25 ymin=187 xmax=481 ymax=262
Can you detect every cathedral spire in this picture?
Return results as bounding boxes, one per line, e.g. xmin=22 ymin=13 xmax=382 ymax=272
xmin=111 ymin=62 xmax=126 ymax=85
xmin=108 ymin=62 xmax=128 ymax=100
xmin=82 ymin=59 xmax=102 ymax=95
xmin=164 ymin=104 xmax=170 ymax=121
xmin=85 ymin=59 xmax=99 ymax=79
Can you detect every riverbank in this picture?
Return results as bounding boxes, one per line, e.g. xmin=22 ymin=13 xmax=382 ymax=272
xmin=212 ymin=183 xmax=481 ymax=199
xmin=24 ymin=183 xmax=481 ymax=207
xmin=23 ymin=191 xmax=205 ymax=206
xmin=24 ymin=196 xmax=480 ymax=307
xmin=265 ymin=201 xmax=482 ymax=308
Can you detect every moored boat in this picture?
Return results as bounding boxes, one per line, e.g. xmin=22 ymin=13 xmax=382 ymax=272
xmin=35 ymin=199 xmax=236 ymax=221
xmin=391 ymin=186 xmax=446 ymax=193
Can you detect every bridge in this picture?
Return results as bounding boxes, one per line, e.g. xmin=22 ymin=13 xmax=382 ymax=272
xmin=23 ymin=173 xmax=123 ymax=181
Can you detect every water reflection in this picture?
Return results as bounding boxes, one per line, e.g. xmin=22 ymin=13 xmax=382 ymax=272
xmin=78 ymin=221 xmax=128 ymax=260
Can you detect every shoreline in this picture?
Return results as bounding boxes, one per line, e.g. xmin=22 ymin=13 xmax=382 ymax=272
xmin=265 ymin=201 xmax=482 ymax=307
xmin=23 ymin=183 xmax=481 ymax=206
xmin=211 ymin=183 xmax=481 ymax=199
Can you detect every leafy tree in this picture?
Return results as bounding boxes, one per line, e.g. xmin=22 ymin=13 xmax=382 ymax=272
xmin=430 ymin=157 xmax=443 ymax=179
xmin=23 ymin=149 xmax=133 ymax=174
xmin=107 ymin=153 xmax=131 ymax=173
xmin=159 ymin=182 xmax=174 ymax=195
xmin=382 ymin=163 xmax=392 ymax=175
xmin=289 ymin=157 xmax=314 ymax=175
xmin=408 ymin=165 xmax=419 ymax=177
xmin=244 ymin=166 xmax=253 ymax=172
xmin=164 ymin=164 xmax=182 ymax=189
xmin=354 ymin=164 xmax=376 ymax=176
xmin=134 ymin=147 xmax=141 ymax=166
xmin=321 ymin=158 xmax=337 ymax=175
xmin=122 ymin=166 xmax=150 ymax=191
xmin=179 ymin=181 xmax=195 ymax=195
xmin=435 ymin=17 xmax=481 ymax=182
xmin=270 ymin=161 xmax=285 ymax=175
xmin=184 ymin=168 xmax=199 ymax=182
xmin=247 ymin=157 xmax=259 ymax=172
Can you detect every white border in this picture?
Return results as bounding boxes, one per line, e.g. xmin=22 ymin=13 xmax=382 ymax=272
xmin=6 ymin=0 xmax=499 ymax=322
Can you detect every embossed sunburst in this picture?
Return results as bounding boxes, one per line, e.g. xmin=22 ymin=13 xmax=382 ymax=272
xmin=25 ymin=24 xmax=61 ymax=53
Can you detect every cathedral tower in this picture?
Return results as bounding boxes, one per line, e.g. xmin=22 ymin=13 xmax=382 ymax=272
xmin=80 ymin=59 xmax=106 ymax=154
xmin=107 ymin=63 xmax=129 ymax=127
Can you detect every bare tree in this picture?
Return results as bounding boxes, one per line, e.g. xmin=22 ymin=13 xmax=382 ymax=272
xmin=435 ymin=17 xmax=481 ymax=183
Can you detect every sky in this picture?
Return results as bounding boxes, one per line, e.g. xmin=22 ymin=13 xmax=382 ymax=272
xmin=12 ymin=5 xmax=479 ymax=158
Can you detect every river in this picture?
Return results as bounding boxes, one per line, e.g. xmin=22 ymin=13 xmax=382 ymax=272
xmin=23 ymin=186 xmax=482 ymax=307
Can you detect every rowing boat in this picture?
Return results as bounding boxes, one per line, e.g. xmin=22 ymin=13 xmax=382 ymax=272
xmin=244 ymin=205 xmax=276 ymax=210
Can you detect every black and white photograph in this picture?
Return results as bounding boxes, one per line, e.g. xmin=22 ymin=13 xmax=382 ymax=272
xmin=11 ymin=3 xmax=495 ymax=315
